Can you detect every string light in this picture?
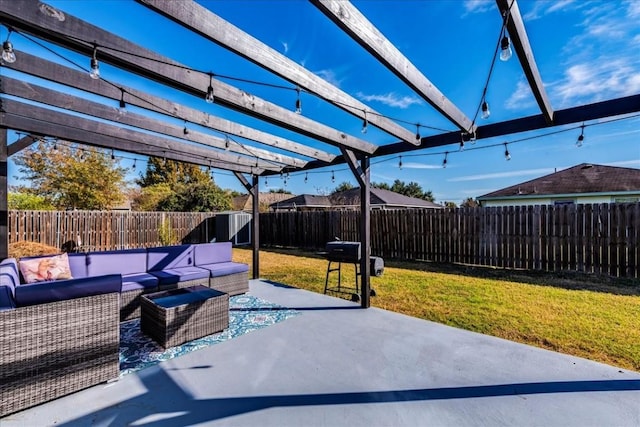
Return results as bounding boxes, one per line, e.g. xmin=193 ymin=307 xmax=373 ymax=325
xmin=500 ymin=32 xmax=512 ymax=62
xmin=183 ymin=121 xmax=189 ymax=135
xmin=79 ymin=148 xmax=85 ymax=159
xmin=459 ymin=139 xmax=465 ymax=151
xmin=205 ymin=72 xmax=215 ymax=103
xmin=398 ymin=155 xmax=403 ymax=170
xmin=442 ymin=152 xmax=448 ymax=168
xmin=304 ymin=172 xmax=308 ymax=184
xmin=331 ymin=170 xmax=335 ymax=183
xmin=415 ymin=124 xmax=421 ymax=141
xmin=132 ymin=159 xmax=136 ymax=170
xmin=111 ymin=149 xmax=115 ymax=160
xmin=224 ymin=136 xmax=230 ymax=150
xmin=89 ymin=43 xmax=100 ymax=79
xmin=504 ymin=143 xmax=511 ymax=161
xmin=265 ymin=176 xmax=268 ymax=187
xmin=2 ymin=29 xmax=16 ymax=63
xmin=53 ymin=139 xmax=57 ymax=150
xmin=162 ymin=150 xmax=166 ymax=164
xmin=361 ymin=111 xmax=368 ymax=134
xmin=295 ymin=87 xmax=302 ymax=114
xmin=481 ymin=100 xmax=490 ymax=119
xmin=576 ymin=124 xmax=585 ymax=147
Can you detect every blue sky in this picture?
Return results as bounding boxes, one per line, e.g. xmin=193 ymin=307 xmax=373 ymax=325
xmin=2 ymin=0 xmax=639 ymax=204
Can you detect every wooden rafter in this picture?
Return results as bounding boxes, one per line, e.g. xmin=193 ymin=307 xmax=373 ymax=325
xmin=0 ymin=0 xmax=378 ymax=155
xmin=5 ymin=51 xmax=336 ymax=164
xmin=2 ymin=76 xmax=292 ymax=170
xmin=312 ymin=0 xmax=475 ymax=134
xmin=1 ymin=99 xmax=265 ymax=174
xmin=137 ymin=0 xmax=420 ymax=146
xmin=8 ymin=133 xmax=37 ymax=156
xmin=496 ymin=0 xmax=554 ymax=124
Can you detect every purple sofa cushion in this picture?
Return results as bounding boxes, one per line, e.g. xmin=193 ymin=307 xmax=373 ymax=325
xmin=87 ymin=249 xmax=147 ymax=276
xmin=147 ymin=245 xmax=195 ymax=271
xmin=198 ymin=261 xmax=249 ymax=278
xmin=194 ymin=242 xmax=232 ymax=266
xmin=14 ymin=274 xmax=122 ymax=307
xmin=149 ymin=266 xmax=209 ymax=286
xmin=122 ymin=273 xmax=158 ymax=291
xmin=0 ymin=258 xmax=19 ymax=310
xmin=67 ymin=253 xmax=88 ymax=278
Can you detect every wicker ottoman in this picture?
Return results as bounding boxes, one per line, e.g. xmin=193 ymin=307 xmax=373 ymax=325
xmin=140 ymin=285 xmax=229 ymax=349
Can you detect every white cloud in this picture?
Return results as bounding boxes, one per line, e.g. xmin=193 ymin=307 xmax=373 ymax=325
xmin=281 ymin=41 xmax=289 ymax=54
xmin=523 ymin=0 xmax=575 ymax=20
xmin=628 ymin=0 xmax=640 ymax=17
xmin=313 ymin=69 xmax=343 ymax=88
xmin=463 ymin=0 xmax=493 ymax=15
xmin=605 ymin=159 xmax=640 ymax=167
xmin=554 ymin=60 xmax=640 ymax=106
xmin=448 ymin=167 xmax=555 ymax=182
xmin=356 ymin=92 xmax=422 ymax=109
xmin=505 ymin=80 xmax=536 ymax=110
xmin=548 ymin=0 xmax=575 ymax=13
xmin=402 ymin=162 xmax=442 ymax=170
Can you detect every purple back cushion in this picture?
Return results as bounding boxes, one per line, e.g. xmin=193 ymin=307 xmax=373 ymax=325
xmin=14 ymin=274 xmax=122 ymax=307
xmin=87 ymin=249 xmax=147 ymax=276
xmin=147 ymin=245 xmax=194 ymax=271
xmin=194 ymin=242 xmax=232 ymax=265
xmin=67 ymin=253 xmax=88 ymax=278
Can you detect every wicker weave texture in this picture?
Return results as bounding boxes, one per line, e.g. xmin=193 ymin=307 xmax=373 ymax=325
xmin=210 ymin=272 xmax=249 ymax=296
xmin=140 ymin=287 xmax=229 ymax=349
xmin=158 ymin=277 xmax=210 ymax=292
xmin=120 ymin=288 xmax=145 ymax=321
xmin=0 ymin=293 xmax=120 ymax=417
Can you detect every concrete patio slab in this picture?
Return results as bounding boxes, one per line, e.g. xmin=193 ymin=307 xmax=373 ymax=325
xmin=2 ymin=279 xmax=639 ymax=426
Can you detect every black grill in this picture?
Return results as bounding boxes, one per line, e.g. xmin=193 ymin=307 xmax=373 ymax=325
xmin=325 ymin=241 xmax=361 ymax=263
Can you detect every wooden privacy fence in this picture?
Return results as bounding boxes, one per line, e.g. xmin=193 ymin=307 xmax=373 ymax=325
xmin=8 ymin=210 xmax=216 ymax=251
xmin=260 ymin=203 xmax=640 ymax=279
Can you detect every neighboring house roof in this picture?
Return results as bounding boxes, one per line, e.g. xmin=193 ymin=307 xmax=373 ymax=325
xmin=269 ymin=194 xmax=333 ymax=209
xmin=330 ymin=187 xmax=443 ymax=209
xmin=270 ymin=188 xmax=443 ymax=210
xmin=233 ymin=192 xmax=293 ymax=211
xmin=478 ymin=163 xmax=640 ymax=200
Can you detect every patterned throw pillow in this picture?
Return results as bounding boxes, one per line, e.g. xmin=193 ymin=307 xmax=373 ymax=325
xmin=19 ymin=253 xmax=73 ymax=284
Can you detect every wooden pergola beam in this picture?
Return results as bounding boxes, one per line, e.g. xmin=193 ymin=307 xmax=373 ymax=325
xmin=138 ymin=0 xmax=419 ymax=146
xmin=0 ymin=99 xmax=263 ymax=174
xmin=312 ymin=0 xmax=475 ymax=134
xmin=496 ymin=0 xmax=554 ymax=124
xmin=8 ymin=133 xmax=37 ymax=156
xmin=0 ymin=0 xmax=377 ymax=155
xmin=2 ymin=76 xmax=290 ymax=171
xmin=5 ymin=51 xmax=336 ymax=164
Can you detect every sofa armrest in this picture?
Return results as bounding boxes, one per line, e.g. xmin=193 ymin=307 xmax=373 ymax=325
xmin=14 ymin=274 xmax=122 ymax=307
xmin=0 ymin=258 xmax=19 ymax=310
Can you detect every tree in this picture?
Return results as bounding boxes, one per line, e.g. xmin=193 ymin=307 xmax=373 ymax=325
xmin=444 ymin=201 xmax=457 ymax=208
xmin=130 ymin=184 xmax=173 ymax=211
xmin=136 ymin=157 xmax=210 ymax=188
xmin=268 ymin=188 xmax=292 ymax=194
xmin=460 ymin=197 xmax=479 ymax=208
xmin=373 ymin=179 xmax=434 ymax=202
xmin=156 ymin=181 xmax=232 ymax=212
xmin=332 ymin=181 xmax=354 ymax=193
xmin=13 ymin=140 xmax=127 ymax=210
xmin=8 ymin=191 xmax=55 ymax=210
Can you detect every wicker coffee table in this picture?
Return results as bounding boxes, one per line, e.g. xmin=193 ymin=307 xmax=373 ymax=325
xmin=140 ymin=285 xmax=229 ymax=349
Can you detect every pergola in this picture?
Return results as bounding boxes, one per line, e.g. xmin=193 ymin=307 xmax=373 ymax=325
xmin=1 ymin=0 xmax=638 ymax=307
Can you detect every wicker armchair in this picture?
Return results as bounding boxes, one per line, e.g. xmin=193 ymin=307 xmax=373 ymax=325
xmin=0 ymin=292 xmax=120 ymax=417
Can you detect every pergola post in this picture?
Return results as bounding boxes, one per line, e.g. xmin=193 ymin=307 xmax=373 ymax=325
xmin=251 ymin=174 xmax=260 ymax=280
xmin=234 ymin=171 xmax=260 ymax=279
xmin=0 ymin=128 xmax=8 ymax=260
xmin=340 ymin=148 xmax=371 ymax=308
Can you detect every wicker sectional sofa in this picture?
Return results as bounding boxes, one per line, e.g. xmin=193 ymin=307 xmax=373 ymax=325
xmin=0 ymin=242 xmax=248 ymax=417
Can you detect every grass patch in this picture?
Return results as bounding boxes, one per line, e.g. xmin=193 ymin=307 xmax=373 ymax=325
xmin=233 ymin=247 xmax=640 ymax=372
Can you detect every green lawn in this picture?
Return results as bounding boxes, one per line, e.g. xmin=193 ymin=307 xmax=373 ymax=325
xmin=234 ymin=248 xmax=640 ymax=372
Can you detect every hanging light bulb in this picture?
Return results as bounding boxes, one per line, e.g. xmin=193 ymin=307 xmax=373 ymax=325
xmin=2 ymin=29 xmax=16 ymax=64
xmin=53 ymin=139 xmax=58 ymax=150
xmin=162 ymin=151 xmax=167 ymax=165
xmin=132 ymin=159 xmax=136 ymax=170
xmin=79 ymin=148 xmax=85 ymax=159
xmin=576 ymin=124 xmax=585 ymax=147
xmin=118 ymin=89 xmax=126 ymax=110
xmin=459 ymin=140 xmax=465 ymax=152
xmin=500 ymin=34 xmax=512 ymax=62
xmin=331 ymin=170 xmax=335 ymax=183
xmin=89 ymin=44 xmax=100 ymax=79
xmin=265 ymin=176 xmax=268 ymax=187
xmin=469 ymin=131 xmax=477 ymax=145
xmin=183 ymin=121 xmax=189 ymax=135
xmin=442 ymin=152 xmax=448 ymax=168
xmin=111 ymin=149 xmax=115 ymax=161
xmin=504 ymin=143 xmax=511 ymax=161
xmin=224 ymin=136 xmax=230 ymax=150
xmin=361 ymin=111 xmax=368 ymax=134
xmin=398 ymin=155 xmax=403 ymax=170
xmin=481 ymin=100 xmax=490 ymax=119
xmin=304 ymin=172 xmax=308 ymax=184
xmin=205 ymin=72 xmax=214 ymax=103
xmin=295 ymin=87 xmax=302 ymax=114
xmin=415 ymin=124 xmax=421 ymax=141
